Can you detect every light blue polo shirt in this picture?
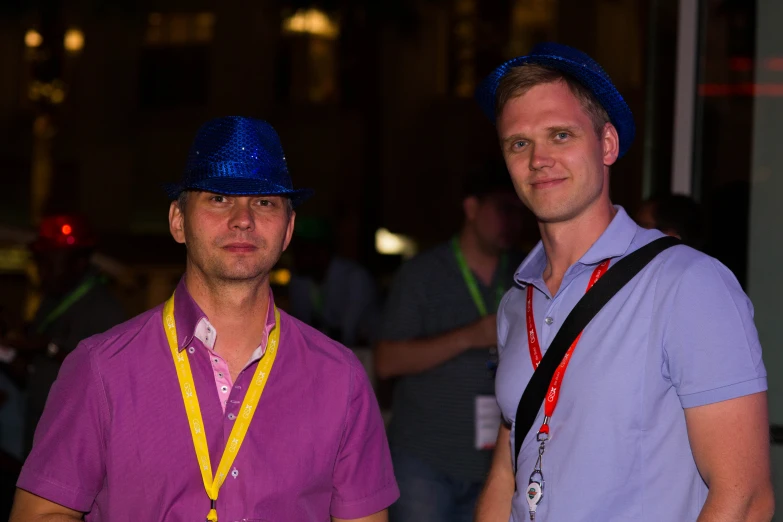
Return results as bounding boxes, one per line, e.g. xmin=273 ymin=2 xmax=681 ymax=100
xmin=496 ymin=207 xmax=767 ymax=522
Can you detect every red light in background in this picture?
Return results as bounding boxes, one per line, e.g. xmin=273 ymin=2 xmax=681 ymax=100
xmin=729 ymin=57 xmax=754 ymax=72
xmin=699 ymin=83 xmax=783 ymax=97
xmin=727 ymin=56 xmax=783 ymax=72
xmin=61 ymin=224 xmax=72 ymax=235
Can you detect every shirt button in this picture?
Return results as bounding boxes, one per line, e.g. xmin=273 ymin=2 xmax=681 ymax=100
xmin=227 ymin=413 xmax=236 ymax=420
xmin=218 ymin=372 xmax=224 ymax=378
xmin=188 ymin=346 xmax=195 ymax=354
xmin=213 ymin=358 xmax=219 ymax=364
xmin=544 ymin=316 xmax=554 ymax=325
xmin=220 ymin=385 xmax=228 ymax=393
xmin=231 ymin=468 xmax=239 ymax=478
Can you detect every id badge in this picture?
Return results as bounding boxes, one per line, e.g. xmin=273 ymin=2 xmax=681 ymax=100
xmin=475 ymin=395 xmax=502 ymax=450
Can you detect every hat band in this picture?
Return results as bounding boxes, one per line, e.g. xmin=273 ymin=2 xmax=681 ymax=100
xmin=184 ymin=161 xmax=293 ymax=189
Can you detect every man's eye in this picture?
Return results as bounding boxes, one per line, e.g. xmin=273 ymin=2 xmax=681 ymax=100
xmin=210 ymin=195 xmax=225 ymax=203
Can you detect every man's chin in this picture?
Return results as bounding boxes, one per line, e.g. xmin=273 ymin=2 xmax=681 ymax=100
xmin=212 ymin=266 xmax=269 ymax=283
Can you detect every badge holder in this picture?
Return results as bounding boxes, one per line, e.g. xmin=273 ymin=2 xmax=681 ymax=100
xmin=526 ymin=430 xmax=549 ymax=520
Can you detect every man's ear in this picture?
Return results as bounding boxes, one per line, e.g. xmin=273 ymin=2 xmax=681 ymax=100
xmin=463 ymin=196 xmax=480 ymax=222
xmin=169 ymin=201 xmax=186 ymax=245
xmin=602 ymin=122 xmax=620 ymax=167
xmin=283 ymin=210 xmax=296 ymax=252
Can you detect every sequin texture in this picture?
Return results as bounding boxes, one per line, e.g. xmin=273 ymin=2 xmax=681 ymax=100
xmin=163 ymin=116 xmax=313 ymax=206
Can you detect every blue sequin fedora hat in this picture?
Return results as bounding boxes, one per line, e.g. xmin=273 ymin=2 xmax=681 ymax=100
xmin=475 ymin=42 xmax=636 ymax=159
xmin=164 ymin=116 xmax=314 ymax=206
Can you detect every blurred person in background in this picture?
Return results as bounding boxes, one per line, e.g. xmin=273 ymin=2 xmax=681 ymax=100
xmin=0 ymin=214 xmax=124 ymax=455
xmin=0 ymin=308 xmax=22 ymax=519
xmin=0 ymin=214 xmax=124 ymax=518
xmin=375 ymin=165 xmax=525 ymax=522
xmin=288 ymin=217 xmax=379 ymax=347
xmin=635 ymin=193 xmax=705 ymax=249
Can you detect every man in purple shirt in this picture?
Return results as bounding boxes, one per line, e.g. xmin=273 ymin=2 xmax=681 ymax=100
xmin=11 ymin=116 xmax=399 ymax=521
xmin=473 ymin=44 xmax=774 ymax=521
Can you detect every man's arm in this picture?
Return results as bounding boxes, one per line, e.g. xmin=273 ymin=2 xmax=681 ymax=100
xmin=475 ymin=424 xmax=515 ymax=522
xmin=333 ymin=509 xmax=387 ymax=522
xmin=375 ymin=314 xmax=496 ymax=379
xmin=10 ymin=489 xmax=83 ymax=521
xmin=685 ymin=392 xmax=774 ymax=522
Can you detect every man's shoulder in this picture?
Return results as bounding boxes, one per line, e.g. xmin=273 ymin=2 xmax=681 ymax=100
xmin=628 ymin=235 xmax=746 ymax=302
xmin=75 ymin=304 xmax=164 ymax=361
xmin=279 ymin=309 xmax=365 ymax=371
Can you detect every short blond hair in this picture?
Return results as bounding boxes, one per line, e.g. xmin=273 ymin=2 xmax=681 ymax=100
xmin=495 ymin=64 xmax=610 ymax=137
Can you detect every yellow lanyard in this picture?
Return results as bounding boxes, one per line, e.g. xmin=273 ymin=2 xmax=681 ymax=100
xmin=163 ymin=293 xmax=280 ymax=522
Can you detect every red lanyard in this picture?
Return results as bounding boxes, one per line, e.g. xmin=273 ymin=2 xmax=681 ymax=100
xmin=525 ymin=260 xmax=610 ymax=436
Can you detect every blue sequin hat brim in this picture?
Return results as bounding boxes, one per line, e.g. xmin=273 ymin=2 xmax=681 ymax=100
xmin=475 ymin=42 xmax=636 ymax=159
xmin=163 ymin=179 xmax=314 ymax=207
xmin=164 ymin=116 xmax=314 ymax=207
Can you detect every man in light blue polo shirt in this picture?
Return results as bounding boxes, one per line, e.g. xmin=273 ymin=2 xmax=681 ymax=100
xmin=473 ymin=43 xmax=774 ymax=522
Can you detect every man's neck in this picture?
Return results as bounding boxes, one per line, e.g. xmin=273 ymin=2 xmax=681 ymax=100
xmin=184 ymin=267 xmax=270 ymax=363
xmin=458 ymin=228 xmax=500 ymax=286
xmin=539 ymin=201 xmax=616 ymax=296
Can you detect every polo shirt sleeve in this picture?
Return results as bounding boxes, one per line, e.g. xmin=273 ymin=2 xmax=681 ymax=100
xmin=379 ymin=260 xmax=426 ymax=341
xmin=330 ymin=361 xmax=399 ymax=518
xmin=17 ymin=338 xmax=107 ymax=512
xmin=662 ymin=256 xmax=767 ymax=409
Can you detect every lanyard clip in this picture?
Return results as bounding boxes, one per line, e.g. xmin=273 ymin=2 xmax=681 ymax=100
xmin=536 ymin=417 xmax=551 ymax=442
xmin=206 ymin=499 xmax=218 ymax=522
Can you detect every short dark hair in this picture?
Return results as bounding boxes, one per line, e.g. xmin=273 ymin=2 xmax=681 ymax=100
xmin=177 ymin=191 xmax=189 ymax=212
xmin=648 ymin=194 xmax=705 ymax=248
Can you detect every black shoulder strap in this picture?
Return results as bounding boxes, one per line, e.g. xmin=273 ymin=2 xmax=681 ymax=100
xmin=513 ymin=236 xmax=680 ymax=467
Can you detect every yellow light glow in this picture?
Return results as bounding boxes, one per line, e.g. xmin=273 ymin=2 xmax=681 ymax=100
xmin=50 ymin=88 xmax=66 ymax=104
xmin=270 ymin=268 xmax=292 ymax=286
xmin=0 ymin=247 xmax=30 ymax=273
xmin=375 ymin=228 xmax=417 ymax=258
xmin=64 ymin=28 xmax=85 ymax=52
xmin=25 ymin=29 xmax=43 ymax=48
xmin=282 ymin=8 xmax=339 ymax=39
xmin=28 ymin=82 xmax=41 ymax=101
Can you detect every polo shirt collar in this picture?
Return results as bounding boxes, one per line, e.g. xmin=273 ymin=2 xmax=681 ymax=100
xmin=515 ymin=206 xmax=639 ymax=287
xmin=172 ymin=277 xmax=277 ymax=354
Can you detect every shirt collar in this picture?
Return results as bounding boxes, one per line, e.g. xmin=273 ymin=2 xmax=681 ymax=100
xmin=172 ymin=277 xmax=277 ymax=353
xmin=578 ymin=206 xmax=639 ymax=265
xmin=514 ymin=206 xmax=640 ymax=286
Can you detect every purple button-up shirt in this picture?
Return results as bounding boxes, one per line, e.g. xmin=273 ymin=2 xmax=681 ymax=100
xmin=496 ymin=207 xmax=767 ymax=522
xmin=19 ymin=279 xmax=399 ymax=521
